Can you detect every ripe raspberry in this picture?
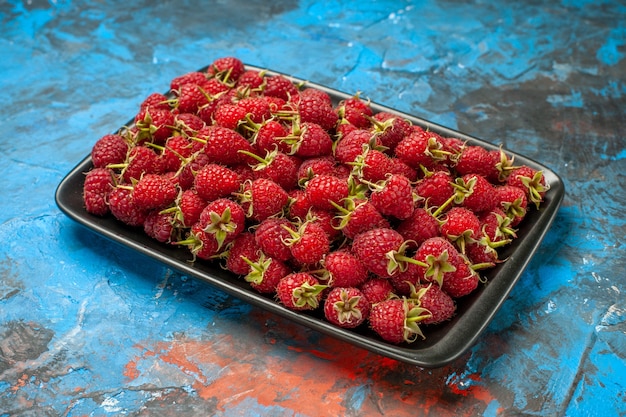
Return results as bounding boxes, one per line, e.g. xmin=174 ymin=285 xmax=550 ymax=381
xmin=247 ymin=149 xmax=299 ymax=191
xmin=334 ymin=129 xmax=378 ymax=165
xmin=367 ymin=174 xmax=416 ymax=220
xmin=336 ymin=95 xmax=373 ymax=129
xmin=197 ymin=198 xmax=246 ymax=250
xmin=283 ymin=221 xmax=330 ymax=266
xmin=351 ymin=227 xmax=407 ymax=278
xmin=254 ymin=217 xmax=293 ymax=262
xmin=132 ymin=173 xmax=178 ymax=211
xmin=238 ymin=178 xmax=289 ymax=222
xmin=160 ymin=135 xmax=195 ymax=172
xmin=323 ymin=287 xmax=370 ymax=329
xmin=356 ymin=149 xmax=394 ymax=183
xmin=236 ymin=69 xmax=265 ymax=89
xmin=178 ymin=189 xmax=207 ymax=227
xmin=140 ymin=92 xmax=171 ymax=111
xmin=396 ymin=207 xmax=440 ymax=248
xmin=441 ymin=256 xmax=480 ymax=298
xmin=108 ymin=186 xmax=149 ymax=227
xmin=207 ymin=56 xmax=246 ymax=82
xmin=237 ymin=96 xmax=272 ymax=124
xmin=440 ymin=207 xmax=481 ymax=255
xmin=323 ymin=249 xmax=369 ymax=288
xmin=134 ymin=107 xmax=175 ymax=144
xmin=334 ymin=197 xmax=390 ymax=240
xmin=412 ymin=284 xmax=456 ymax=325
xmin=297 ymin=93 xmax=338 ymax=131
xmin=360 ymin=278 xmax=395 ymax=306
xmin=143 ymin=210 xmax=175 ymax=243
xmin=305 ymin=174 xmax=349 ymax=211
xmin=459 ymin=174 xmax=495 ymax=214
xmin=413 ymin=237 xmax=461 ymax=287
xmin=91 ymin=134 xmax=129 ymax=169
xmin=415 ymin=170 xmax=455 ymax=209
xmin=244 ymin=254 xmax=291 ymax=294
xmin=200 ymin=125 xmax=258 ymax=166
xmin=213 ymin=102 xmax=248 ymax=129
xmin=83 ymin=168 xmax=114 ymax=216
xmin=395 ymin=128 xmax=448 ymax=170
xmin=494 ymin=184 xmax=528 ymax=226
xmin=263 ymin=75 xmax=299 ymax=101
xmin=252 ymin=119 xmax=291 ymax=154
xmin=194 ymin=163 xmax=241 ymax=202
xmin=507 ymin=165 xmax=549 ymax=209
xmin=454 ymin=145 xmax=494 ymax=178
xmin=371 ymin=112 xmax=412 ymax=152
xmin=292 ymin=122 xmax=333 ymax=158
xmin=369 ymin=298 xmax=428 ymax=344
xmin=276 ymin=272 xmax=326 ymax=311
xmin=296 ymin=156 xmax=336 ymax=186
xmin=170 ymin=71 xmax=208 ymax=91
xmin=225 ymin=232 xmax=260 ymax=276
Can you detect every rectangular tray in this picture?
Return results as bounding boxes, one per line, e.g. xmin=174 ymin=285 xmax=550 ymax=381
xmin=55 ymin=65 xmax=565 ymax=367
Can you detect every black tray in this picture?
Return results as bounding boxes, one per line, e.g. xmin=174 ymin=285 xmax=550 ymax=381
xmin=55 ymin=65 xmax=565 ymax=367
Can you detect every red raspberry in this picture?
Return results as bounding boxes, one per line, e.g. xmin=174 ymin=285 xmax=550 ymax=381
xmin=413 ymin=237 xmax=462 ymax=287
xmin=254 ymin=217 xmax=293 ymax=262
xmin=454 ymin=145 xmax=494 ymax=177
xmin=225 ymin=232 xmax=261 ymax=276
xmin=197 ymin=198 xmax=246 ymax=250
xmin=305 ymin=174 xmax=349 ymax=212
xmin=334 ymin=197 xmax=390 ymax=240
xmin=298 ymin=93 xmax=338 ymax=131
xmin=263 ymin=75 xmax=299 ymax=101
xmin=369 ymin=298 xmax=428 ymax=344
xmin=439 ymin=207 xmax=481 ymax=255
xmin=296 ymin=156 xmax=336 ymax=185
xmin=336 ymin=95 xmax=373 ymax=129
xmin=323 ymin=287 xmax=370 ymax=329
xmin=276 ymin=272 xmax=326 ymax=311
xmin=395 ymin=128 xmax=448 ymax=170
xmin=207 ymin=56 xmax=246 ymax=82
xmin=91 ymin=134 xmax=128 ymax=169
xmin=371 ymin=112 xmax=412 ymax=152
xmin=244 ymin=254 xmax=291 ymax=294
xmin=507 ymin=165 xmax=549 ymax=209
xmin=284 ymin=221 xmax=330 ymax=266
xmin=415 ymin=170 xmax=455 ymax=209
xmin=292 ymin=122 xmax=333 ymax=158
xmin=494 ymin=184 xmax=528 ymax=226
xmin=239 ymin=178 xmax=289 ymax=222
xmin=108 ymin=186 xmax=149 ymax=227
xmin=143 ymin=211 xmax=175 ymax=243
xmin=253 ymin=120 xmax=291 ymax=154
xmin=358 ymin=149 xmax=394 ymax=182
xmin=83 ymin=168 xmax=114 ymax=216
xmin=460 ymin=174 xmax=495 ymax=214
xmin=140 ymin=92 xmax=171 ymax=111
xmin=441 ymin=256 xmax=480 ymax=298
xmin=248 ymin=150 xmax=300 ymax=192
xmin=134 ymin=107 xmax=175 ymax=144
xmin=334 ymin=129 xmax=378 ymax=165
xmin=360 ymin=278 xmax=395 ymax=306
xmin=200 ymin=125 xmax=258 ymax=166
xmin=351 ymin=227 xmax=406 ymax=278
xmin=170 ymin=71 xmax=207 ymax=91
xmin=396 ymin=207 xmax=440 ymax=248
xmin=236 ymin=70 xmax=265 ymax=89
xmin=132 ymin=173 xmax=178 ymax=211
xmin=213 ymin=102 xmax=247 ymax=129
xmin=323 ymin=249 xmax=369 ymax=288
xmin=178 ymin=189 xmax=207 ymax=227
xmin=194 ymin=163 xmax=241 ymax=202
xmin=412 ymin=284 xmax=456 ymax=325
xmin=368 ymin=173 xmax=415 ymax=221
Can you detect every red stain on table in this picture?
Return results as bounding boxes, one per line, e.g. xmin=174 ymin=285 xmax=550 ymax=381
xmin=123 ymin=315 xmax=496 ymax=416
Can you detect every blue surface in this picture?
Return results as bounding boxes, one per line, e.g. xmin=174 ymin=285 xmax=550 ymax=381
xmin=1 ymin=0 xmax=625 ymax=416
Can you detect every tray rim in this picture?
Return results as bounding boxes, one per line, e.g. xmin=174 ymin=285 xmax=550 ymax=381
xmin=55 ymin=64 xmax=565 ymax=367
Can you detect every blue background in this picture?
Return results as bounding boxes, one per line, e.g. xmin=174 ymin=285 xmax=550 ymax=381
xmin=1 ymin=1 xmax=624 ymax=416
